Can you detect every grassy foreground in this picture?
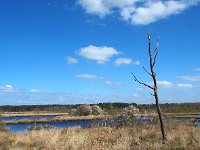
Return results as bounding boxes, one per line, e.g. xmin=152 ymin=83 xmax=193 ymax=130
xmin=0 ymin=121 xmax=200 ymax=150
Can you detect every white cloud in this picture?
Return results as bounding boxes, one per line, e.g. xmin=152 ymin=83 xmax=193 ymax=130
xmin=66 ymin=56 xmax=79 ymax=64
xmin=157 ymin=81 xmax=174 ymax=88
xmin=77 ymin=0 xmax=138 ymax=18
xmin=177 ymin=76 xmax=200 ymax=81
xmin=77 ymin=0 xmax=110 ymax=18
xmin=0 ymin=85 xmax=16 ymax=93
xmin=114 ymin=58 xmax=132 ymax=66
xmin=30 ymin=89 xmax=41 ymax=93
xmin=146 ymin=80 xmax=193 ymax=89
xmin=176 ymin=83 xmax=193 ymax=88
xmin=193 ymin=68 xmax=200 ymax=71
xmin=114 ymin=58 xmax=140 ymax=66
xmin=135 ymin=88 xmax=144 ymax=91
xmin=133 ymin=60 xmax=140 ymax=65
xmin=77 ymin=0 xmax=200 ymax=25
xmin=76 ymin=73 xmax=122 ymax=89
xmin=78 ymin=45 xmax=119 ymax=64
xmin=157 ymin=80 xmax=193 ymax=88
xmin=76 ymin=73 xmax=97 ymax=79
xmin=120 ymin=6 xmax=135 ymax=20
xmin=105 ymin=80 xmax=122 ymax=88
xmin=128 ymin=1 xmax=193 ymax=25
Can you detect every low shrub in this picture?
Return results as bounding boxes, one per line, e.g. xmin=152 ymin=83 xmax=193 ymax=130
xmin=77 ymin=105 xmax=92 ymax=116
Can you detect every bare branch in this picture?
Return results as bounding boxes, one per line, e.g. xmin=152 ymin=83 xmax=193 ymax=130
xmin=153 ymin=38 xmax=159 ymax=67
xmin=152 ymin=47 xmax=157 ymax=56
xmin=143 ymin=66 xmax=152 ymax=77
xmin=132 ymin=73 xmax=154 ymax=90
xmin=147 ymin=32 xmax=152 ymax=57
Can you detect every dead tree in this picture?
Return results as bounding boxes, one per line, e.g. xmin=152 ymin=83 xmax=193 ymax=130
xmin=132 ymin=33 xmax=167 ymax=142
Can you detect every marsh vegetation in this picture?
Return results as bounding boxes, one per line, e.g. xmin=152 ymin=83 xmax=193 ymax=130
xmin=0 ymin=121 xmax=200 ymax=150
xmin=1 ymin=104 xmax=200 ymax=149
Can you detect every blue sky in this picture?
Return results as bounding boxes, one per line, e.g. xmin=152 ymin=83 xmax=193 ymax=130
xmin=0 ymin=0 xmax=200 ymax=105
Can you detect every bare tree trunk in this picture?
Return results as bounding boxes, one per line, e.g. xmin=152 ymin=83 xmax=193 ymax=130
xmin=132 ymin=33 xmax=167 ymax=142
xmin=155 ymin=93 xmax=167 ymax=141
xmin=153 ymin=79 xmax=167 ymax=141
xmin=148 ymin=33 xmax=167 ymax=142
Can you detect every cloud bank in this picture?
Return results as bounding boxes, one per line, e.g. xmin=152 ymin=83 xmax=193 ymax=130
xmin=77 ymin=0 xmax=200 ymax=25
xmin=157 ymin=80 xmax=193 ymax=88
xmin=177 ymin=76 xmax=200 ymax=81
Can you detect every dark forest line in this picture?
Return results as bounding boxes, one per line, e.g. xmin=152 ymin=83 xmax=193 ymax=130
xmin=0 ymin=102 xmax=200 ymax=113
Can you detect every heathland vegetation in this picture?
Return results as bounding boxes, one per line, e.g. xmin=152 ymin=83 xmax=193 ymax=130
xmin=0 ymin=103 xmax=200 ymax=149
xmin=0 ymin=120 xmax=199 ymax=149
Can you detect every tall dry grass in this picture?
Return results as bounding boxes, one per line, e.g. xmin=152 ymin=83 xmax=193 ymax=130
xmin=0 ymin=121 xmax=200 ymax=150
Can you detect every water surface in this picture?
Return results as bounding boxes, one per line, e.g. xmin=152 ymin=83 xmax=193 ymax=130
xmin=6 ymin=120 xmax=95 ymax=132
xmin=5 ymin=115 xmax=200 ymax=132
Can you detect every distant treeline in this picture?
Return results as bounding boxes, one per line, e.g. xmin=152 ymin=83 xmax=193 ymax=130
xmin=0 ymin=103 xmax=136 ymax=113
xmin=138 ymin=103 xmax=200 ymax=113
xmin=0 ymin=102 xmax=200 ymax=113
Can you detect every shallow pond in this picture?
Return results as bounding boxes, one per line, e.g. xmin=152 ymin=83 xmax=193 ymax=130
xmin=5 ymin=116 xmax=153 ymax=132
xmin=4 ymin=116 xmax=200 ymax=132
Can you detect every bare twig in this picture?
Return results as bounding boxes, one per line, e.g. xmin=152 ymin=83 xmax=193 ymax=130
xmin=143 ymin=66 xmax=152 ymax=77
xmin=132 ymin=73 xmax=154 ymax=90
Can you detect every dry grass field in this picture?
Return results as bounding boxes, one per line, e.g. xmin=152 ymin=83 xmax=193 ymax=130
xmin=0 ymin=121 xmax=199 ymax=150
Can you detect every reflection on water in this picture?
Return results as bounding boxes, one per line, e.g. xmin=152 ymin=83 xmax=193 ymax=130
xmin=6 ymin=120 xmax=95 ymax=132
